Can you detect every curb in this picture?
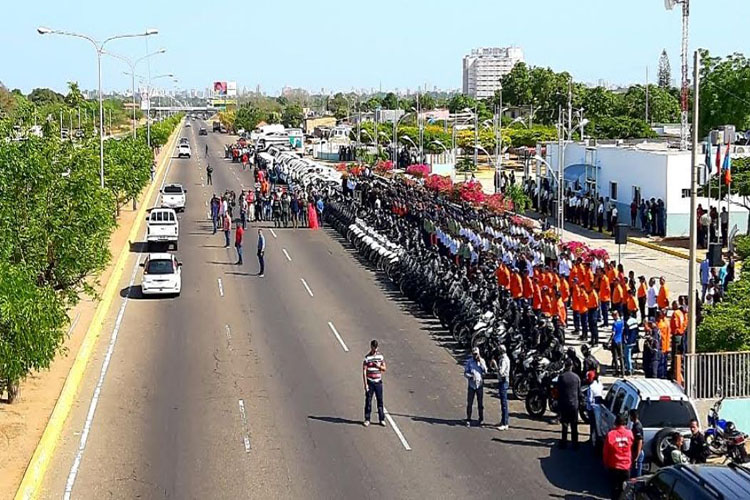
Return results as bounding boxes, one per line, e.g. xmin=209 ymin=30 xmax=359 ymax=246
xmin=627 ymin=237 xmax=702 ymax=263
xmin=13 ymin=121 xmax=183 ymax=500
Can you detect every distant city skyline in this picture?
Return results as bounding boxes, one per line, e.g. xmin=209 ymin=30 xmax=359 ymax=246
xmin=1 ymin=0 xmax=746 ymax=96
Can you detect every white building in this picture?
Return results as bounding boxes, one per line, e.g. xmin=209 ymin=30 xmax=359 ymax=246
xmin=462 ymin=47 xmax=524 ymax=99
xmin=543 ymin=140 xmax=749 ymax=237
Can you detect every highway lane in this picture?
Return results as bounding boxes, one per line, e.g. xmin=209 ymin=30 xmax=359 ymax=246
xmin=39 ymin=120 xmax=609 ymax=499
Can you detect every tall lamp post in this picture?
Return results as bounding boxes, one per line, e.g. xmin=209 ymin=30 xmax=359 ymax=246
xmin=37 ymin=26 xmax=158 ymax=188
xmin=107 ymin=48 xmax=166 ymax=138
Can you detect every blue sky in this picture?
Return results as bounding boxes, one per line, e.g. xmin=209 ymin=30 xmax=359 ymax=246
xmin=1 ymin=0 xmax=746 ymax=95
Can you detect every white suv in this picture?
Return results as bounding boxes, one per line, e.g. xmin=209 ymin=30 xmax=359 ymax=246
xmin=591 ymin=378 xmax=699 ymax=473
xmin=160 ymin=184 xmax=187 ymax=212
xmin=177 ymin=143 xmax=191 ymax=158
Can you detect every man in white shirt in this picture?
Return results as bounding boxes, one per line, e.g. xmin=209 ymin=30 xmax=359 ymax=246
xmin=646 ymin=277 xmax=659 ymax=319
xmin=491 ymin=345 xmax=511 ymax=430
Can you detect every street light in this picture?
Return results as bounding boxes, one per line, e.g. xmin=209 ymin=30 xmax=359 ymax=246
xmin=37 ymin=26 xmax=159 ymax=188
xmin=107 ymin=48 xmax=166 ymax=138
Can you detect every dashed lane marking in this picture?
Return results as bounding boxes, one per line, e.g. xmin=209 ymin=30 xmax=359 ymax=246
xmin=384 ymin=408 xmax=412 ymax=451
xmin=327 ymin=321 xmax=349 ymax=352
xmin=217 ymin=278 xmax=224 ymax=297
xmin=269 ymin=229 xmax=277 ymax=238
xmin=238 ymin=399 xmax=251 ymax=453
xmin=300 ymin=278 xmax=314 ymax=297
xmin=282 ymin=248 xmax=292 ymax=262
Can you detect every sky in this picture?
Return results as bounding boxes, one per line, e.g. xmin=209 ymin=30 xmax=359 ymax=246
xmin=1 ymin=0 xmax=747 ymax=96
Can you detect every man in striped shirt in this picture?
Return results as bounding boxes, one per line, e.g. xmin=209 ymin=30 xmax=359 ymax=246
xmin=362 ymin=339 xmax=387 ymax=427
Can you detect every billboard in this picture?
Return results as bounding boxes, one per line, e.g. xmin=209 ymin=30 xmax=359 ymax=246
xmin=213 ymin=81 xmax=227 ymax=96
xmin=227 ymin=81 xmax=237 ymax=97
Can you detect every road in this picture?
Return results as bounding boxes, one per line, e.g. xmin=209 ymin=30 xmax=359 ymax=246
xmin=40 ymin=120 xmax=610 ymax=499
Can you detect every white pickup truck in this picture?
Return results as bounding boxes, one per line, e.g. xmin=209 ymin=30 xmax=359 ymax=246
xmin=146 ymin=208 xmax=179 ymax=250
xmin=160 ymin=184 xmax=187 ymax=212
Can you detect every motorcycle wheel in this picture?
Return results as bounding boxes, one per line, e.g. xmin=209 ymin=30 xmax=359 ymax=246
xmin=706 ymin=433 xmax=726 ymax=456
xmin=457 ymin=326 xmax=471 ymax=347
xmin=525 ymin=390 xmax=547 ymax=418
xmin=512 ymin=376 xmax=531 ymax=400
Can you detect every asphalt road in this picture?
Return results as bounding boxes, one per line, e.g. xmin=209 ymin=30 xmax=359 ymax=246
xmin=40 ymin=121 xmax=610 ymax=499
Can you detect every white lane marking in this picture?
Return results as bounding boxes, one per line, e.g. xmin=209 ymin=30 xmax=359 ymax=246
xmin=327 ymin=321 xmax=349 ymax=352
xmin=300 ymin=278 xmax=314 ymax=297
xmin=384 ymin=408 xmax=412 ymax=451
xmin=64 ymin=148 xmax=178 ymax=499
xmin=64 ymin=251 xmax=143 ymax=499
xmin=238 ymin=399 xmax=251 ymax=453
xmin=282 ymin=248 xmax=292 ymax=262
xmin=269 ymin=228 xmax=277 ymax=238
xmin=225 ymin=324 xmax=232 ymax=351
xmin=218 ymin=278 xmax=224 ymax=297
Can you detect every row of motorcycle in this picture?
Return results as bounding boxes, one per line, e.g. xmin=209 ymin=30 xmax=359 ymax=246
xmin=325 ymin=196 xmax=587 ymax=423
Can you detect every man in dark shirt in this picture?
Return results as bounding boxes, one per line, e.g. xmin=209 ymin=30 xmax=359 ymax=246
xmin=629 ymin=409 xmax=644 ymax=477
xmin=556 ymin=359 xmax=582 ymax=449
xmin=686 ymin=419 xmax=708 ymax=464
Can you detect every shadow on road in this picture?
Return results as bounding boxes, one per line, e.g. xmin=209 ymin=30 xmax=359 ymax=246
xmin=388 ymin=412 xmax=466 ymax=428
xmin=129 ymin=241 xmax=149 ymax=253
xmin=307 ymin=415 xmax=363 ymax=426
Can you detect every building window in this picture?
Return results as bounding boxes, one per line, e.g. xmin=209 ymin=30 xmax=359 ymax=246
xmin=610 ymin=181 xmax=618 ymax=201
xmin=632 ymin=186 xmax=641 ymax=205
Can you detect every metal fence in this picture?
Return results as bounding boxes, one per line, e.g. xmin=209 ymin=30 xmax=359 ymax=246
xmin=685 ymin=351 xmax=750 ymax=399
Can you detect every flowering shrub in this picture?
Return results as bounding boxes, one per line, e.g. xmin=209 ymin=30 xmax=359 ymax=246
xmin=542 ymin=228 xmax=560 ymax=243
xmin=560 ymin=241 xmax=609 ymax=262
xmin=486 ymin=193 xmax=514 ymax=214
xmin=510 ymin=215 xmax=536 ymax=229
xmin=406 ymin=164 xmax=431 ymax=178
xmin=454 ymin=180 xmax=485 ymax=205
xmin=375 ymin=160 xmax=394 ymax=174
xmin=425 ymin=174 xmax=453 ymax=193
xmin=335 ymin=162 xmax=348 ymax=172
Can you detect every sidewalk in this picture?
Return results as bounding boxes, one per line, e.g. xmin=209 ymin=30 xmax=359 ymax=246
xmin=0 ymin=125 xmax=181 ymax=499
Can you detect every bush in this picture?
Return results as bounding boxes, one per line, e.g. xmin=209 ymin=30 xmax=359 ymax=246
xmin=734 ymin=234 xmax=750 ymax=260
xmin=697 ymin=265 xmax=750 ymax=352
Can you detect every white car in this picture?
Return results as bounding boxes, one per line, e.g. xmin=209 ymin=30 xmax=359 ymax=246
xmin=160 ymin=184 xmax=187 ymax=211
xmin=177 ymin=144 xmax=191 ymax=158
xmin=146 ymin=208 xmax=179 ymax=251
xmin=140 ymin=253 xmax=182 ymax=296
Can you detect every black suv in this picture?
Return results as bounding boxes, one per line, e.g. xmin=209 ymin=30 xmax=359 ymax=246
xmin=199 ymin=127 xmax=207 ymax=136
xmin=622 ymin=463 xmax=750 ymax=499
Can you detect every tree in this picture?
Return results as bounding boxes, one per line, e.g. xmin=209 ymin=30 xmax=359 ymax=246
xmin=281 ymin=103 xmax=304 ymax=128
xmin=701 ymin=156 xmax=750 ymax=234
xmin=587 ymin=116 xmax=656 ymax=140
xmin=327 ymin=92 xmax=349 ymax=119
xmin=27 ymin=88 xmax=64 ymax=107
xmin=447 ymin=94 xmax=476 ymax=114
xmin=699 ymin=50 xmax=750 ymax=137
xmin=65 ymin=81 xmax=85 ymax=108
xmin=104 ymin=136 xmax=152 ymax=212
xmin=234 ymin=106 xmax=266 ymax=132
xmin=623 ymin=85 xmax=680 ymax=124
xmin=500 ymin=62 xmax=533 ymax=108
xmin=381 ymin=92 xmax=399 ymax=110
xmin=697 ymin=265 xmax=750 ymax=352
xmin=658 ymin=50 xmax=672 ymax=89
xmin=579 ymin=86 xmax=624 ymax=119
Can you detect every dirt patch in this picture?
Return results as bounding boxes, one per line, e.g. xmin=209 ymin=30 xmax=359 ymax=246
xmin=0 ymin=137 xmax=175 ymax=500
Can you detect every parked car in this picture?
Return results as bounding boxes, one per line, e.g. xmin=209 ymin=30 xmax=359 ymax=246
xmin=177 ymin=143 xmax=191 ymax=158
xmin=160 ymin=184 xmax=187 ymax=212
xmin=145 ymin=208 xmax=179 ymax=251
xmin=591 ymin=378 xmax=699 ymax=473
xmin=621 ymin=463 xmax=750 ymax=499
xmin=140 ymin=253 xmax=182 ymax=297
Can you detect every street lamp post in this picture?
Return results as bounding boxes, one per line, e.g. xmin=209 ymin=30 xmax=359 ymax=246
xmin=37 ymin=26 xmax=158 ymax=188
xmin=107 ymin=48 xmax=166 ymax=139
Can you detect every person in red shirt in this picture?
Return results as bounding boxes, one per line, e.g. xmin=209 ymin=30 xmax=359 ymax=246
xmin=603 ymin=415 xmax=634 ymax=499
xmin=234 ymin=223 xmax=244 ymax=265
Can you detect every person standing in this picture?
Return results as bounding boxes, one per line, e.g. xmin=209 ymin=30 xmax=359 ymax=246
xmin=603 ymin=415 xmax=634 ymax=500
xmin=240 ymin=191 xmax=248 ymax=230
xmin=657 ymin=276 xmax=670 ymax=311
xmin=556 ymin=359 xmax=582 ymax=449
xmin=234 ymin=223 xmax=245 ymax=265
xmin=720 ymin=207 xmax=729 ymax=247
xmin=210 ymin=194 xmax=220 ymax=234
xmin=700 ymin=255 xmax=710 ymax=302
xmin=646 ymin=278 xmax=659 ymax=320
xmin=464 ymin=347 xmax=487 ymax=427
xmin=493 ymin=345 xmax=510 ymax=430
xmin=636 ymin=276 xmax=648 ymax=323
xmin=222 ymin=212 xmax=231 ymax=248
xmin=629 ymin=409 xmax=644 ymax=477
xmin=206 ymin=164 xmax=213 ymax=185
xmin=256 ymin=229 xmax=266 ymax=277
xmin=686 ymin=419 xmax=709 ymax=464
xmin=362 ymin=339 xmax=387 ymax=427
xmin=610 ymin=311 xmax=626 ymax=377
xmin=150 ymin=161 xmax=156 ymax=182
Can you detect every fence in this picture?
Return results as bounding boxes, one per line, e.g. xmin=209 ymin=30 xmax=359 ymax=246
xmin=685 ymin=351 xmax=750 ymax=399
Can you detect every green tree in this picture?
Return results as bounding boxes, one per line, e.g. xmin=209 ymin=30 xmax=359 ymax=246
xmin=701 ymin=156 xmax=750 ymax=234
xmin=327 ymin=93 xmax=350 ymax=119
xmin=281 ymin=103 xmax=304 ymax=128
xmin=234 ymin=106 xmax=266 ymax=132
xmin=381 ymin=92 xmax=399 ymax=110
xmin=697 ymin=265 xmax=750 ymax=352
xmin=579 ymin=86 xmax=624 ymax=119
xmin=65 ymin=81 xmax=85 ymax=108
xmin=500 ymin=62 xmax=533 ymax=108
xmin=104 ymin=136 xmax=152 ymax=213
xmin=587 ymin=116 xmax=656 ymax=139
xmin=447 ymin=94 xmax=476 ymax=114
xmin=699 ymin=50 xmax=750 ymax=137
xmin=622 ymin=85 xmax=680 ymax=124
xmin=28 ymin=88 xmax=65 ymax=107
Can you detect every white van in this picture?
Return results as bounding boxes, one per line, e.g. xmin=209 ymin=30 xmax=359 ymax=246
xmin=146 ymin=208 xmax=179 ymax=251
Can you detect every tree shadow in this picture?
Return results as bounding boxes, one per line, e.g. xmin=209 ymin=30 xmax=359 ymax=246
xmin=129 ymin=241 xmax=149 ymax=253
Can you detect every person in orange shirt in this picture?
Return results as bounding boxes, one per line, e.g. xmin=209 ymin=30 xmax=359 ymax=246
xmin=606 ymin=262 xmax=617 ymax=290
xmin=509 ymin=269 xmax=523 ymax=301
xmin=656 ymin=310 xmax=671 ymax=379
xmin=495 ymin=264 xmax=507 ymax=289
xmin=612 ymin=279 xmax=624 ymax=317
xmin=541 ymin=287 xmax=554 ymax=317
xmin=560 ymin=277 xmax=570 ymax=305
xmin=626 ymin=289 xmax=638 ymax=321
xmin=582 ymin=263 xmax=594 ymax=292
xmin=571 ymin=281 xmax=583 ymax=335
xmin=522 ymin=271 xmax=534 ymax=301
xmin=598 ymin=270 xmax=612 ymax=328
xmin=575 ymin=284 xmax=590 ymax=341
xmin=670 ymin=301 xmax=686 ymax=335
xmin=636 ymin=275 xmax=648 ymax=323
xmin=555 ymin=291 xmax=567 ymax=328
xmin=657 ymin=276 xmax=670 ymax=310
xmin=586 ymin=288 xmax=600 ymax=345
xmin=532 ymin=280 xmax=543 ymax=313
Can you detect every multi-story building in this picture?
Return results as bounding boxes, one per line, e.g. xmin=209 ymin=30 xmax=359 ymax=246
xmin=462 ymin=46 xmax=524 ymax=99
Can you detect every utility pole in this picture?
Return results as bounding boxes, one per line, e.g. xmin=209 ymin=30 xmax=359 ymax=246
xmin=686 ymin=50 xmax=700 ymax=395
xmin=645 ymin=66 xmax=650 ymax=124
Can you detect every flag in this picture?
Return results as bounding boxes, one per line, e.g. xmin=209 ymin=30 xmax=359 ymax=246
xmin=716 ymin=141 xmax=722 ymax=176
xmin=723 ymin=143 xmax=732 ymax=184
xmin=705 ymin=142 xmax=712 ymax=182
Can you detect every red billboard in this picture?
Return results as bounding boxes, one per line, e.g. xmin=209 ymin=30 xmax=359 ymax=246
xmin=213 ymin=81 xmax=227 ymax=95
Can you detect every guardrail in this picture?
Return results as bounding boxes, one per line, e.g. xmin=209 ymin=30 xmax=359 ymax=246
xmin=685 ymin=351 xmax=750 ymax=399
